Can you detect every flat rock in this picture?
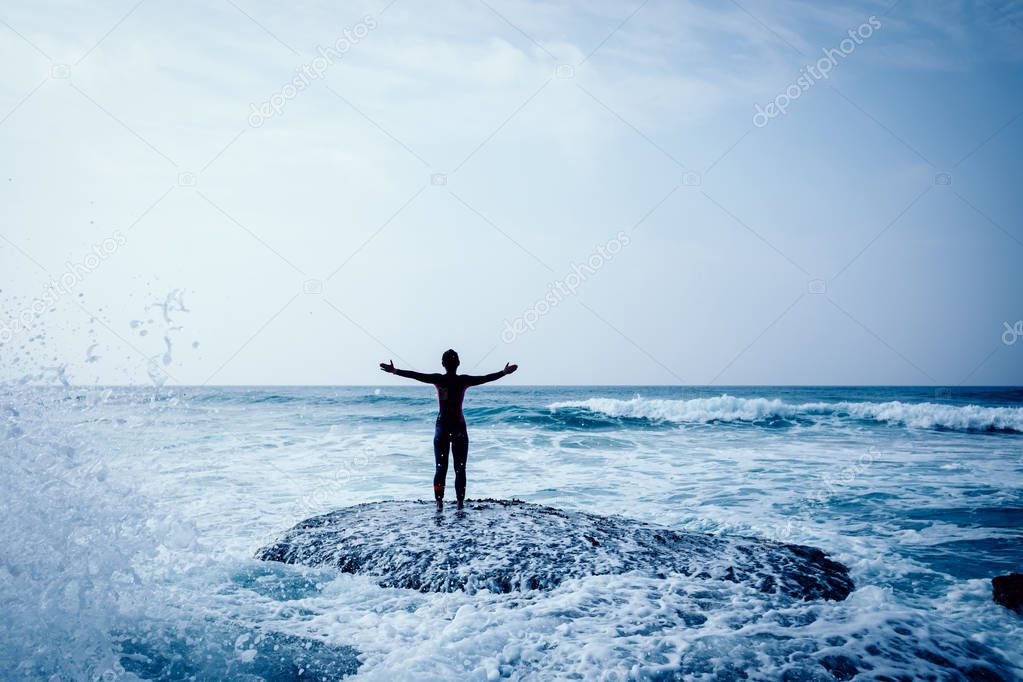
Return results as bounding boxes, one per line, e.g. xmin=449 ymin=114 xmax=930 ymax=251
xmin=257 ymin=499 xmax=854 ymax=601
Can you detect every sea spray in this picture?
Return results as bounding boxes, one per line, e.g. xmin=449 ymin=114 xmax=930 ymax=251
xmin=1 ymin=384 xmax=1018 ymax=679
xmin=0 ymin=290 xmax=206 ymax=677
xmin=0 ymin=387 xmax=152 ymax=678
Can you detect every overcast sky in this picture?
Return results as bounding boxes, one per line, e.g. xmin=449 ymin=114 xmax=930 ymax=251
xmin=2 ymin=0 xmax=1022 ymax=385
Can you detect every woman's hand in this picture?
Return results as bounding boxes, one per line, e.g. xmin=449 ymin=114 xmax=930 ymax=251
xmin=503 ymin=363 xmax=518 ymax=375
xmin=379 ymin=360 xmax=396 ymax=374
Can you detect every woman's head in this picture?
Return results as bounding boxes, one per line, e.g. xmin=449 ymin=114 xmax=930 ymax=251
xmin=441 ymin=349 xmax=460 ymax=372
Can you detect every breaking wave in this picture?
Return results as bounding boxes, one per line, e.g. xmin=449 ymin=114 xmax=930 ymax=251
xmin=548 ymin=395 xmax=1023 ymax=433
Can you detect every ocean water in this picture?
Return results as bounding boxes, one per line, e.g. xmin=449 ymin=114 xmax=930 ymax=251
xmin=1 ymin=384 xmax=1021 ymax=680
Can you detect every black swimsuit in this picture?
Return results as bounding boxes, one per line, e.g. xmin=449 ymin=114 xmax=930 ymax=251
xmin=432 ymin=374 xmax=471 ymax=503
xmin=428 ymin=372 xmax=501 ymax=503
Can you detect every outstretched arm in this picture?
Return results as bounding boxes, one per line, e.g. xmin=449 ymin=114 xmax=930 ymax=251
xmin=464 ymin=362 xmax=518 ymax=387
xmin=379 ymin=360 xmax=438 ymax=384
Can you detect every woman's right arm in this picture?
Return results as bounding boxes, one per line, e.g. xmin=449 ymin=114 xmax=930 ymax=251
xmin=379 ymin=360 xmax=437 ymax=384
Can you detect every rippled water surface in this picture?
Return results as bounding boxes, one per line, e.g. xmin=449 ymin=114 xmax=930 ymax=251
xmin=2 ymin=386 xmax=1021 ymax=680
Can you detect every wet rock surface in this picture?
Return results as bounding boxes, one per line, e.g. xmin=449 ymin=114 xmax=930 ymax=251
xmin=992 ymin=573 xmax=1023 ymax=614
xmin=258 ymin=499 xmax=854 ymax=601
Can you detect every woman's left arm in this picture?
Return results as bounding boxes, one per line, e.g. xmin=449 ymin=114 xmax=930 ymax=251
xmin=464 ymin=363 xmax=518 ymax=386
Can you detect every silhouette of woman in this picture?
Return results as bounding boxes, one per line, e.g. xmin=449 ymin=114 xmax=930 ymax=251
xmin=380 ymin=350 xmax=517 ymax=511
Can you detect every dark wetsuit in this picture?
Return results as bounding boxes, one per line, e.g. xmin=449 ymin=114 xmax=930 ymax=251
xmin=392 ymin=369 xmax=505 ymax=502
xmin=432 ymin=373 xmax=471 ymax=503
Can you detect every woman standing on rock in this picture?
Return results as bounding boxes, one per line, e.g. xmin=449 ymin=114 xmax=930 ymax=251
xmin=380 ymin=350 xmax=518 ymax=511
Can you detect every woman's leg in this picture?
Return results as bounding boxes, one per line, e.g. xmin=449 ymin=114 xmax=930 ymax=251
xmin=452 ymin=429 xmax=468 ymax=507
xmin=433 ymin=424 xmax=450 ymax=504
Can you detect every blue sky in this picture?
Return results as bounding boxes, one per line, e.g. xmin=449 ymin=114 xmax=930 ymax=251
xmin=1 ymin=0 xmax=1021 ymax=385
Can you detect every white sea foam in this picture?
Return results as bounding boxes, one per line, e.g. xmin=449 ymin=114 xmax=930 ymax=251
xmin=549 ymin=395 xmax=1023 ymax=432
xmin=1 ymin=384 xmax=1020 ymax=679
xmin=813 ymin=399 xmax=1023 ymax=432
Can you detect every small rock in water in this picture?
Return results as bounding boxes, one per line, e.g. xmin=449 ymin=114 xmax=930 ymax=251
xmin=992 ymin=573 xmax=1023 ymax=614
xmin=257 ymin=499 xmax=854 ymax=601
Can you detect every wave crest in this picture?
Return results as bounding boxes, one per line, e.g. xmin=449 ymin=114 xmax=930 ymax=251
xmin=548 ymin=396 xmax=1023 ymax=433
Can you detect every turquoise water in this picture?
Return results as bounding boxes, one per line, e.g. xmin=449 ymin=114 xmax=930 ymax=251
xmin=2 ymin=385 xmax=1021 ymax=679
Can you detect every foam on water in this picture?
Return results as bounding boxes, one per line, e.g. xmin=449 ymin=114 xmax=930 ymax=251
xmin=0 ymin=386 xmax=362 ymax=680
xmin=1 ymin=383 xmax=1021 ymax=679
